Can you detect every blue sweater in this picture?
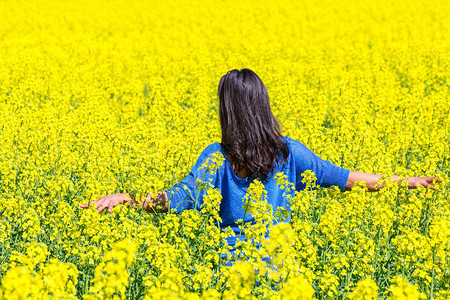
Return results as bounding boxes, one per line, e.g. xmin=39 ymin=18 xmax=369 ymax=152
xmin=165 ymin=136 xmax=350 ymax=246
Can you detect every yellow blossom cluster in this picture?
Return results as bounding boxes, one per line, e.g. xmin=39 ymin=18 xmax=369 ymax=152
xmin=0 ymin=0 xmax=449 ymax=299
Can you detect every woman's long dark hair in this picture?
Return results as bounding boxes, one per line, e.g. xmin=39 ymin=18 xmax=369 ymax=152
xmin=218 ymin=69 xmax=289 ymax=181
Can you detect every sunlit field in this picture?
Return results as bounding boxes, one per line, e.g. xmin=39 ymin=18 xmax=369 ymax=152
xmin=0 ymin=0 xmax=449 ymax=299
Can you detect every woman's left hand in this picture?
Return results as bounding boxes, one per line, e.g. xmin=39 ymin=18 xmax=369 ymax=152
xmin=80 ymin=193 xmax=132 ymax=213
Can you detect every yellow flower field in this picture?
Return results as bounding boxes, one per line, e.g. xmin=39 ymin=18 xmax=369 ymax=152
xmin=0 ymin=0 xmax=449 ymax=299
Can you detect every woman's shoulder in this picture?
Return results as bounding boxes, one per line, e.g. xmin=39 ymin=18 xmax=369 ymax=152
xmin=201 ymin=142 xmax=222 ymax=153
xmin=197 ymin=142 xmax=223 ymax=160
xmin=282 ymin=136 xmax=314 ymax=159
xmin=283 ymin=136 xmax=305 ymax=147
xmin=190 ymin=142 xmax=225 ymax=173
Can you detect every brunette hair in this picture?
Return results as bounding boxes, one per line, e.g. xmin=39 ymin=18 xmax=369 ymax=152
xmin=218 ymin=69 xmax=289 ymax=181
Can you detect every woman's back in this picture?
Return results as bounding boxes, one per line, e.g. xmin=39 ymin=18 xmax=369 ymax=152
xmin=165 ymin=136 xmax=350 ymax=247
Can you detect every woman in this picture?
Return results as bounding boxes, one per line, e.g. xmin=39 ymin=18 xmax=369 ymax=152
xmin=80 ymin=69 xmax=437 ymax=243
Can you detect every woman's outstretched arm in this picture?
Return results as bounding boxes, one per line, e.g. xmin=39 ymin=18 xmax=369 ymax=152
xmin=345 ymin=171 xmax=438 ymax=192
xmin=80 ymin=191 xmax=169 ymax=213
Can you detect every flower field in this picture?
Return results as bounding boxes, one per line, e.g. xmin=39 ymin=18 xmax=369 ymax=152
xmin=0 ymin=0 xmax=449 ymax=298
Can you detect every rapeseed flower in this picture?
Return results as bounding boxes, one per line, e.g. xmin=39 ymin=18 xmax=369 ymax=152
xmin=0 ymin=0 xmax=449 ymax=298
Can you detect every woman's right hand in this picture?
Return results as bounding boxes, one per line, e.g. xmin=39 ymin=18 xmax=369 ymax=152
xmin=80 ymin=193 xmax=132 ymax=213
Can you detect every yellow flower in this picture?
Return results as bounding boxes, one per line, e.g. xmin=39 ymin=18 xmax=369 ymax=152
xmin=0 ymin=0 xmax=449 ymax=298
xmin=388 ymin=276 xmax=426 ymax=300
xmin=348 ymin=278 xmax=378 ymax=300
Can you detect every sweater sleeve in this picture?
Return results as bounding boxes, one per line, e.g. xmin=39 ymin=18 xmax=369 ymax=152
xmin=164 ymin=144 xmax=223 ymax=213
xmin=287 ymin=138 xmax=350 ymax=192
